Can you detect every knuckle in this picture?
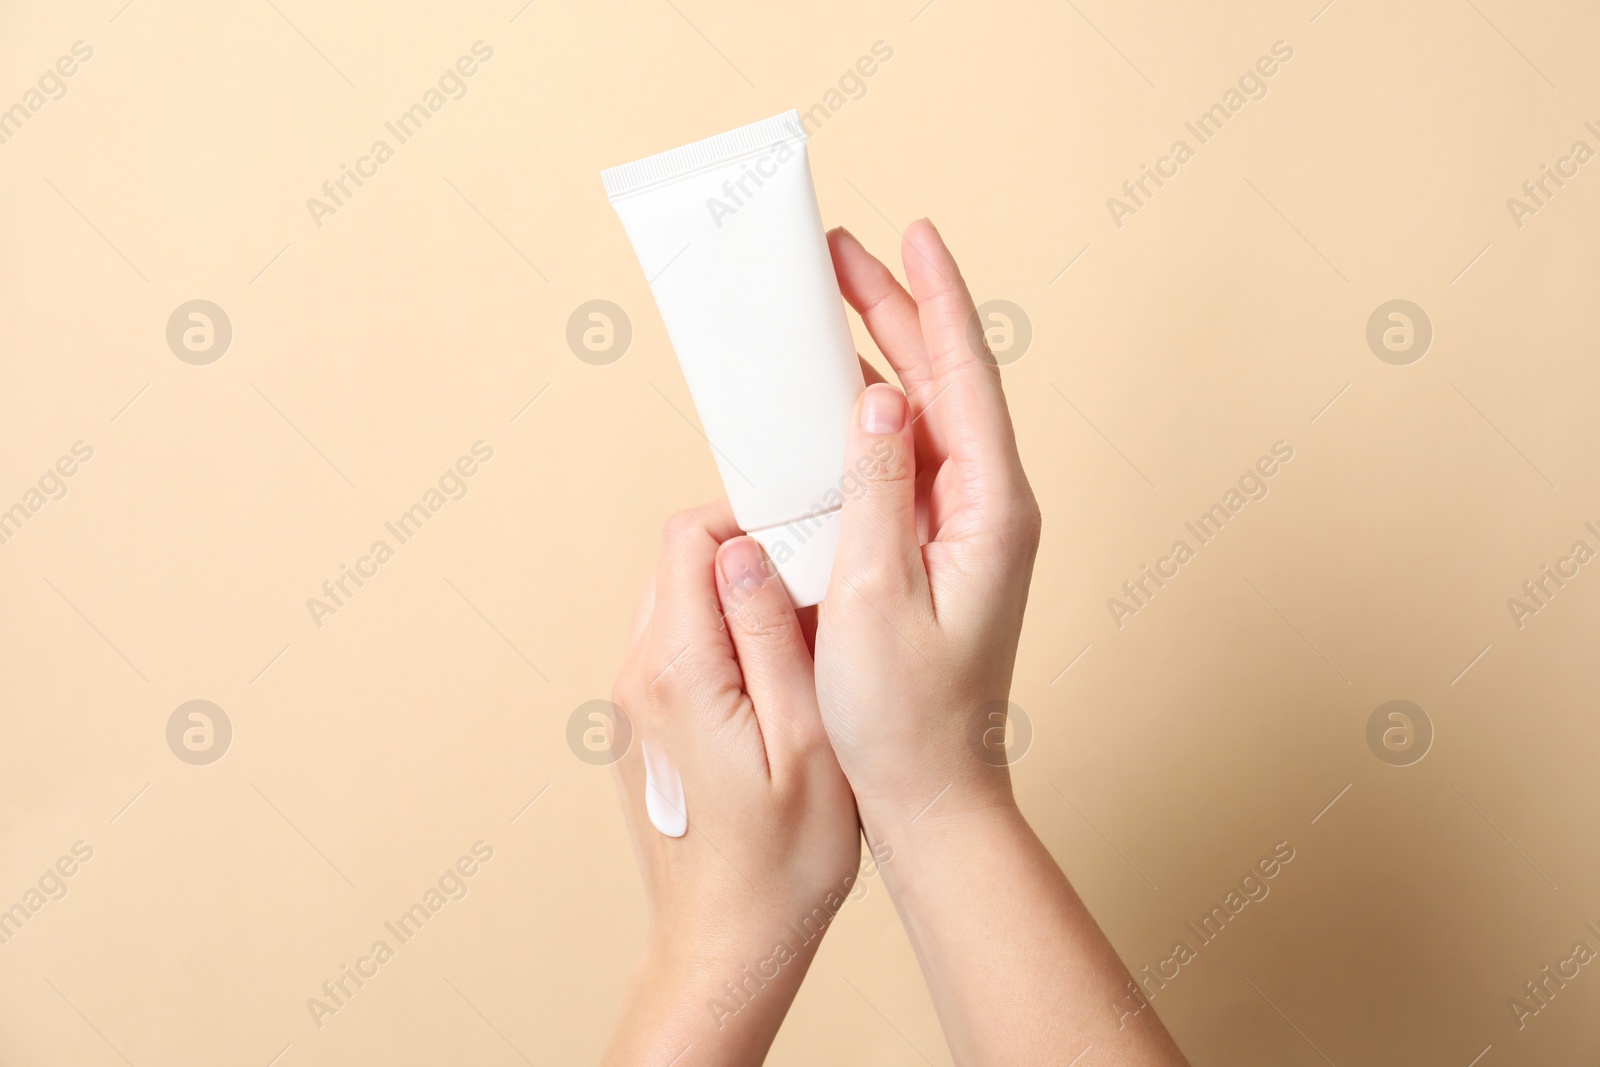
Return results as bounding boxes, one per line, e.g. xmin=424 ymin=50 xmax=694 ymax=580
xmin=925 ymin=282 xmax=972 ymax=322
xmin=643 ymin=671 xmax=677 ymax=714
xmin=843 ymin=560 xmax=920 ymax=611
xmin=727 ymin=598 xmax=795 ymax=644
xmin=1011 ymin=496 xmax=1043 ymax=545
xmin=610 ymin=676 xmax=639 ymax=718
xmin=847 ymin=439 xmax=912 ymax=491
xmin=642 ymin=649 xmax=692 ymax=710
xmin=991 ymin=482 xmax=1042 ymax=545
xmin=660 ymin=509 xmax=699 ymax=548
xmin=611 ymin=663 xmax=650 ymax=724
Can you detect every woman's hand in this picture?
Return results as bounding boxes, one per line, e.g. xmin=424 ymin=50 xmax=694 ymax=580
xmin=603 ymin=501 xmax=861 ymax=1067
xmin=813 ymin=219 xmax=1189 ymax=1067
xmin=814 ymin=218 xmax=1042 ymax=828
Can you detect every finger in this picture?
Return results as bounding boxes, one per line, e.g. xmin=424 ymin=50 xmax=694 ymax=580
xmin=683 ymin=497 xmax=742 ymax=541
xmin=645 ymin=504 xmax=745 ymax=726
xmin=830 ymin=227 xmax=932 ymax=389
xmin=830 ymin=228 xmax=950 ymax=456
xmin=715 ymin=536 xmax=818 ymax=755
xmin=832 ymin=383 xmax=927 ymax=602
xmin=652 ymin=500 xmax=741 ymax=646
xmin=900 ymin=218 xmax=1026 ymax=484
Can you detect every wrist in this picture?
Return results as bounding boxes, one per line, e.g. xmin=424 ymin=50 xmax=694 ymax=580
xmin=860 ymin=796 xmax=1030 ymax=901
xmin=851 ymin=765 xmax=1018 ymax=838
xmin=624 ymin=885 xmax=847 ymax=1043
xmin=608 ymin=929 xmax=813 ymax=1067
xmin=643 ymin=865 xmax=857 ymax=975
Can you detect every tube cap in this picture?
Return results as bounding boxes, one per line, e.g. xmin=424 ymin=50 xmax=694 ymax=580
xmin=746 ymin=507 xmax=842 ymax=609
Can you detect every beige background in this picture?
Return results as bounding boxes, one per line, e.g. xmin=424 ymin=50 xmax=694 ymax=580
xmin=2 ymin=0 xmax=1598 ymax=1064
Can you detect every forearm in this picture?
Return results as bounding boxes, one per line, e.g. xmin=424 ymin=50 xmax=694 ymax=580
xmin=868 ymin=800 xmax=1189 ymax=1066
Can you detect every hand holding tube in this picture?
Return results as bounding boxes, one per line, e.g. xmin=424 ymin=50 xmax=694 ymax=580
xmin=815 ymin=218 xmax=1042 ymax=826
xmin=602 ymin=502 xmax=861 ymax=1066
xmin=814 ymin=219 xmax=1190 ymax=1067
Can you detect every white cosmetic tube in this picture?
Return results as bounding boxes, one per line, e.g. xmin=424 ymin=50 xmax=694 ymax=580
xmin=602 ymin=110 xmax=865 ymax=609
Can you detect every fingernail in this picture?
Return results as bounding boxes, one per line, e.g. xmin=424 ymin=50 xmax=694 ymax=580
xmin=860 ymin=384 xmax=907 ymax=434
xmin=719 ymin=536 xmax=767 ymax=589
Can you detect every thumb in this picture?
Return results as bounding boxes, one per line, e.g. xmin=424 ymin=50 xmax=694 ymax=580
xmin=716 ymin=537 xmax=820 ymax=755
xmin=832 ymin=383 xmax=926 ymax=598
